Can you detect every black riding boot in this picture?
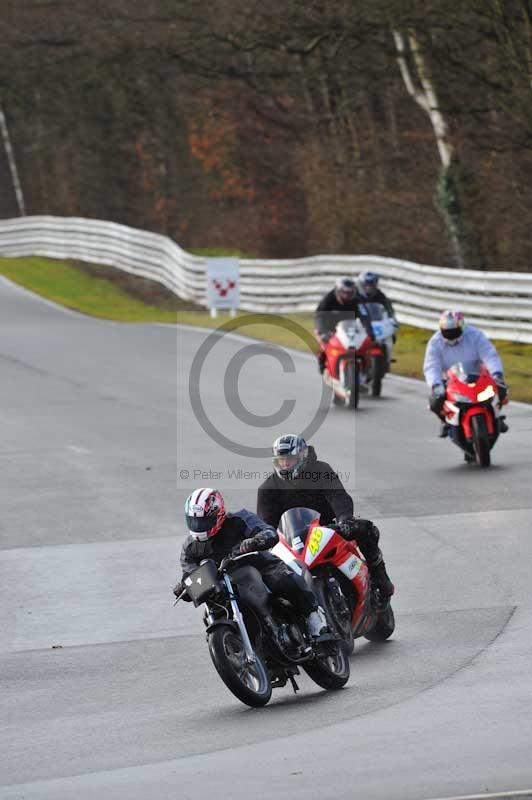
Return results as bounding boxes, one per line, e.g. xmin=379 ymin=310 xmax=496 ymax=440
xmin=366 ymin=552 xmax=395 ymax=598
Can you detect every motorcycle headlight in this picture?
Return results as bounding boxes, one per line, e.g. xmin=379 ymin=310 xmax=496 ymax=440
xmin=452 ymin=393 xmax=472 ymax=403
xmin=477 ymin=386 xmax=495 ymax=402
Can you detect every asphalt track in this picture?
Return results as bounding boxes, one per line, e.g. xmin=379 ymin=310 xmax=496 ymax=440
xmin=1 ymin=276 xmax=532 ymax=800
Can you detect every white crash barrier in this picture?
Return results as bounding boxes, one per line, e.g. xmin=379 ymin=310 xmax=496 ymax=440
xmin=1 ymin=215 xmax=532 ymax=342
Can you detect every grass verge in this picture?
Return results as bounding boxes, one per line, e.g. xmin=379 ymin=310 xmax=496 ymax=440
xmin=1 ymin=256 xmax=531 ymax=402
xmin=0 ymin=256 xmax=182 ymax=322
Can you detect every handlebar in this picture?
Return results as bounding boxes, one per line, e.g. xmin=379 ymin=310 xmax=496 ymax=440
xmin=173 ymin=589 xmax=188 ymax=605
xmin=220 ymin=551 xmax=259 ymax=571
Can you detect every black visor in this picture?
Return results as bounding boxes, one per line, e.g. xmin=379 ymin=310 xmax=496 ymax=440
xmin=186 ymin=514 xmax=217 ymax=533
xmin=442 ymin=328 xmax=462 ymax=341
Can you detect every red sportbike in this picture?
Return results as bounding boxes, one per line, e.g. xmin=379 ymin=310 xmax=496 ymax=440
xmin=272 ymin=507 xmax=395 ymax=654
xmin=321 ymin=307 xmax=395 ymax=408
xmin=442 ymin=361 xmax=508 ymax=468
xmin=321 ymin=318 xmax=371 ymax=408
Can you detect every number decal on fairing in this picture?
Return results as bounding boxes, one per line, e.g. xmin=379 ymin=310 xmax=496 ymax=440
xmin=308 ymin=527 xmax=324 ymax=555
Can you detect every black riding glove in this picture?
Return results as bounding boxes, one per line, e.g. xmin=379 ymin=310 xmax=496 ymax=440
xmin=429 ymin=384 xmax=445 ymax=415
xmin=239 ymin=532 xmax=271 ymax=554
xmin=493 ymin=373 xmax=508 ymax=403
xmin=337 ymin=517 xmax=377 ymax=541
xmin=173 ymin=579 xmax=192 ymax=602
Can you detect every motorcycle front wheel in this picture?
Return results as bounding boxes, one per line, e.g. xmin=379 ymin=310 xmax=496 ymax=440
xmin=303 ymin=642 xmax=350 ymax=690
xmin=321 ymin=579 xmax=355 ymax=655
xmin=345 ymin=362 xmax=359 ymax=409
xmin=208 ymin=626 xmax=272 ymax=707
xmin=471 ymin=414 xmax=491 ymax=468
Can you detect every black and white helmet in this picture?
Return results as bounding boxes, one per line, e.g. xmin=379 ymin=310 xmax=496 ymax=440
xmin=272 ymin=434 xmax=308 ymax=480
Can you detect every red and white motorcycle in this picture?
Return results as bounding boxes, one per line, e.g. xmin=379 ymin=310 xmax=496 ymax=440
xmin=442 ymin=361 xmax=508 ymax=467
xmin=321 ymin=318 xmax=368 ymax=408
xmin=272 ymin=507 xmax=395 ymax=654
xmin=320 ymin=306 xmax=396 ymax=408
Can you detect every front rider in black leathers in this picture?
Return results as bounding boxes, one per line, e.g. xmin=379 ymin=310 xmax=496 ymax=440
xmin=315 ymin=276 xmax=373 ymax=374
xmin=256 ymin=435 xmax=394 ymax=598
xmin=174 ymin=487 xmax=328 ymax=637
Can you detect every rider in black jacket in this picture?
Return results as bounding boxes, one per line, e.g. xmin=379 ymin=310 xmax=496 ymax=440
xmin=315 ymin=276 xmax=373 ymax=373
xmin=257 ymin=436 xmax=394 ymax=598
xmin=174 ymin=488 xmax=328 ymax=637
xmin=355 ymin=270 xmax=397 ymax=320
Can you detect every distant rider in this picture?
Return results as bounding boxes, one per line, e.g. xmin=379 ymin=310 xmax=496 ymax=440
xmin=256 ymin=435 xmax=394 ymax=599
xmin=423 ymin=310 xmax=509 ymax=438
xmin=174 ymin=488 xmax=328 ymax=637
xmin=314 ymin=276 xmax=373 ymax=374
xmin=356 ymin=270 xmax=397 ymax=323
xmin=356 ymin=270 xmax=399 ymax=370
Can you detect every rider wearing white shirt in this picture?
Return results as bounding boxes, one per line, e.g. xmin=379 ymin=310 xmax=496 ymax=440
xmin=423 ymin=310 xmax=508 ymax=435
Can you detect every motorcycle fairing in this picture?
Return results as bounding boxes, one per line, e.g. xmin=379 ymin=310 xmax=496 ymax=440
xmin=444 ymin=362 xmax=500 ymax=436
xmin=271 ymin=541 xmax=304 ymax=575
xmin=461 ymin=406 xmax=496 ymax=438
xmin=303 ymin=525 xmax=336 ymax=567
xmin=337 ymin=552 xmax=364 ymax=581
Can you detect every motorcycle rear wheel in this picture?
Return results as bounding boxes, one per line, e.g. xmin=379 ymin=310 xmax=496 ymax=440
xmin=303 ymin=643 xmax=350 ymax=690
xmin=471 ymin=414 xmax=491 ymax=468
xmin=371 ymin=354 xmax=385 ymax=397
xmin=208 ymin=626 xmax=272 ymax=707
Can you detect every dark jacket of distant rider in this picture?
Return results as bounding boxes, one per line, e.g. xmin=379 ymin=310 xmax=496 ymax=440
xmin=355 ymin=270 xmax=396 ymax=320
xmin=315 ymin=276 xmax=372 ymax=338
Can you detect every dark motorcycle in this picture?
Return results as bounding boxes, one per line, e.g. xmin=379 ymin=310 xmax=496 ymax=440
xmin=175 ymin=552 xmax=350 ymax=707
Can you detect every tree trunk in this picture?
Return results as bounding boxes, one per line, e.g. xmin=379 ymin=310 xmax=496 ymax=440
xmin=0 ymin=101 xmax=26 ymax=216
xmin=392 ymin=29 xmax=486 ymax=269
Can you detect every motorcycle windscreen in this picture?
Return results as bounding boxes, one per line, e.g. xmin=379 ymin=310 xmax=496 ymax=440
xmin=448 ymin=360 xmax=482 ymax=383
xmin=183 ymin=559 xmax=220 ymax=607
xmin=278 ymin=507 xmax=320 ymax=551
xmin=365 ymin=302 xmax=386 ymax=320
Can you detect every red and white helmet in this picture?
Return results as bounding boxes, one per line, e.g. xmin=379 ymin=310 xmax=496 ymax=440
xmin=439 ymin=310 xmax=465 ymax=344
xmin=184 ymin=488 xmax=226 ymax=541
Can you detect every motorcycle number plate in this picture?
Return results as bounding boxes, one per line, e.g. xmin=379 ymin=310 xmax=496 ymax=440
xmin=308 ymin=527 xmax=324 ymax=556
xmin=304 ymin=526 xmax=335 ymax=566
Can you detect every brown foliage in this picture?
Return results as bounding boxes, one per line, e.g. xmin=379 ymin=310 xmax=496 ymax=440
xmin=0 ymin=1 xmax=531 ymax=268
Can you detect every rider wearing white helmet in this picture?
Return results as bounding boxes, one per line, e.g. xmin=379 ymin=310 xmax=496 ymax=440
xmin=423 ymin=310 xmax=508 ymax=436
